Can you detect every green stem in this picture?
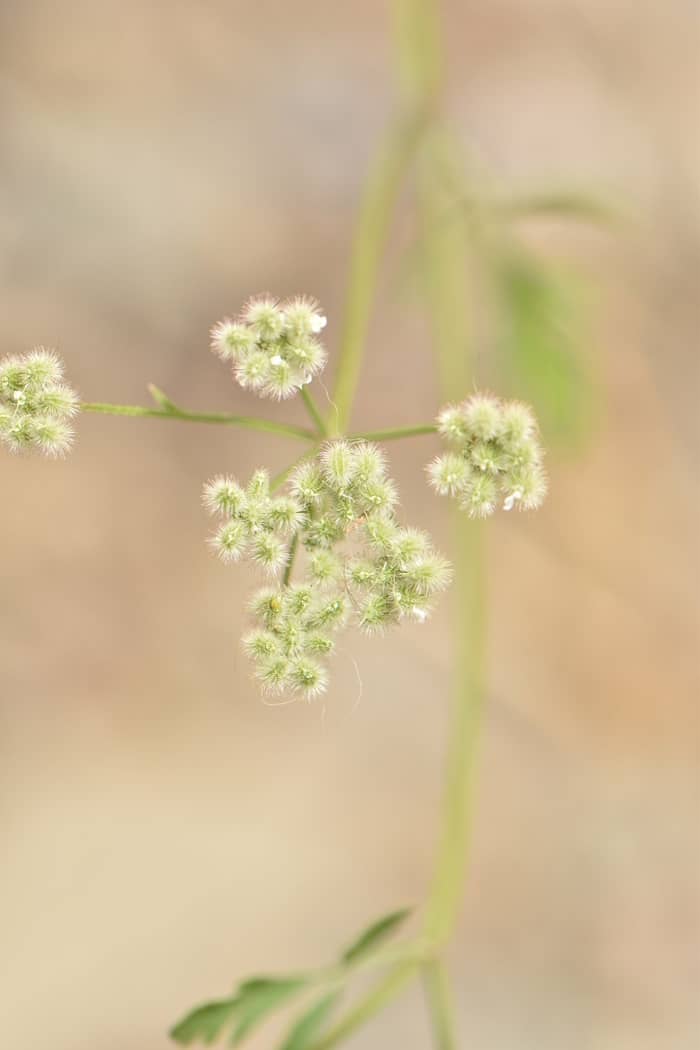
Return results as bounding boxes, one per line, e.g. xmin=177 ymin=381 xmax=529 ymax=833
xmin=348 ymin=423 xmax=436 ymax=442
xmin=329 ymin=110 xmax=427 ymax=436
xmin=421 ymin=958 xmax=458 ymax=1050
xmin=418 ymin=124 xmax=489 ymax=945
xmin=80 ymin=402 xmax=315 ymax=442
xmin=424 ymin=520 xmax=486 ymax=944
xmin=307 ymin=961 xmax=419 ymax=1050
xmin=405 ymin=0 xmax=489 ymax=952
xmin=282 ymin=532 xmax=299 ymax=587
xmin=300 ymin=387 xmax=328 ymax=437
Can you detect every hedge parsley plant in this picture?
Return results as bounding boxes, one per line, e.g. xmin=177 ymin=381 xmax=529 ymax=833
xmin=5 ymin=0 xmax=606 ymax=1046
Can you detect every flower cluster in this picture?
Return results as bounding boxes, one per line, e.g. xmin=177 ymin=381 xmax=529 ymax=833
xmin=0 ymin=349 xmax=79 ymax=456
xmin=427 ymin=394 xmax=547 ymax=517
xmin=204 ymin=441 xmax=451 ymax=699
xmin=210 ymin=295 xmax=327 ymax=400
xmin=204 ymin=469 xmax=302 ymax=572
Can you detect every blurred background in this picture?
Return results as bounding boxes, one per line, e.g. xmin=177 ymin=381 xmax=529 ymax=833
xmin=0 ymin=2 xmax=698 ymax=1048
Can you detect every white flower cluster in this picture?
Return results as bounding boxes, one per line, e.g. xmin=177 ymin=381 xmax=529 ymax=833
xmin=428 ymin=394 xmax=547 ymax=517
xmin=204 ymin=441 xmax=451 ymax=699
xmin=0 ymin=349 xmax=79 ymax=456
xmin=210 ymin=295 xmax=327 ymax=400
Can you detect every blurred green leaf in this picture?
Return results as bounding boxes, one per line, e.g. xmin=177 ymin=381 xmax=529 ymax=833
xmin=341 ymin=907 xmax=411 ymax=965
xmin=496 ymin=189 xmax=625 ymax=226
xmin=278 ymin=992 xmax=341 ymax=1050
xmin=170 ymin=998 xmax=239 ymax=1046
xmin=494 ymin=247 xmax=593 ymax=446
xmin=170 ymin=977 xmax=307 ymax=1047
xmin=229 ymin=978 xmax=307 ymax=1045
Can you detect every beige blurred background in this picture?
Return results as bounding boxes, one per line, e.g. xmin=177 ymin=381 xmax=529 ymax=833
xmin=1 ymin=2 xmax=698 ymax=1048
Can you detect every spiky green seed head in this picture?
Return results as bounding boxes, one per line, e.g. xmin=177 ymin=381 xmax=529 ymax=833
xmin=320 ymin=440 xmax=355 ymax=490
xmin=282 ymin=296 xmax=327 ymax=339
xmin=436 ymin=403 xmax=470 ymax=446
xmin=461 ymin=474 xmax=498 ymax=519
xmin=290 ymin=461 xmax=325 ymax=507
xmin=251 ymin=533 xmax=287 ymax=574
xmin=463 ymin=395 xmax=503 ymax=442
xmin=210 ymin=520 xmax=248 ymax=562
xmin=235 ymin=351 xmax=270 ymax=391
xmin=303 ymin=634 xmax=334 ymax=656
xmin=284 ymin=584 xmax=314 ymax=616
xmin=257 ymin=656 xmax=291 ymax=694
xmin=359 ymin=594 xmax=393 ymax=633
xmin=268 ymin=497 xmax=304 ymax=533
xmin=426 ymin=453 xmax=470 ymax=497
xmin=288 ymin=657 xmax=328 ymax=698
xmin=242 ymin=631 xmax=278 ymax=660
xmin=210 ymin=320 xmax=256 ymax=361
xmin=309 ymin=550 xmax=342 ymax=583
xmin=202 ymin=476 xmax=247 ymax=518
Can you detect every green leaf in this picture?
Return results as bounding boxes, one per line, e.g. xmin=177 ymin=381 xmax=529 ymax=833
xmin=229 ymin=977 xmax=307 ymax=1045
xmin=278 ymin=992 xmax=341 ymax=1050
xmin=148 ymin=383 xmax=179 ymax=412
xmin=497 ymin=188 xmax=625 ymax=226
xmin=495 ymin=246 xmax=593 ymax=446
xmin=341 ymin=907 xmax=411 ymax=965
xmin=170 ymin=977 xmax=307 ymax=1048
xmin=170 ymin=998 xmax=239 ymax=1045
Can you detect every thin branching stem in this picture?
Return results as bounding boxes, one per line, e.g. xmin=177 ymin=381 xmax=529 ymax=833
xmin=80 ymin=401 xmax=315 ymax=441
xmin=300 ymin=387 xmax=328 ymax=437
xmin=307 ymin=961 xmax=420 ymax=1050
xmin=282 ymin=532 xmax=299 ymax=587
xmin=348 ymin=423 xmax=436 ymax=442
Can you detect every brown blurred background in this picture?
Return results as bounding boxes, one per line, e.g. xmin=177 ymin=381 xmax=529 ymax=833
xmin=1 ymin=2 xmax=698 ymax=1048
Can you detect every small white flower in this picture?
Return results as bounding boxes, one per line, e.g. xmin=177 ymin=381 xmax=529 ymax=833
xmin=270 ymin=354 xmax=284 ymax=366
xmin=310 ymin=314 xmax=327 ymax=334
xmin=503 ymin=489 xmax=523 ymax=512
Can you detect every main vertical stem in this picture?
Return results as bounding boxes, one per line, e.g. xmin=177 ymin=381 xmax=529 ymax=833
xmin=329 ymin=113 xmax=425 ymax=436
xmin=409 ymin=0 xmax=489 ymax=993
xmin=309 ymin=4 xmax=488 ymax=1047
xmin=421 ymin=958 xmax=459 ymax=1050
xmin=423 ymin=516 xmax=486 ymax=943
